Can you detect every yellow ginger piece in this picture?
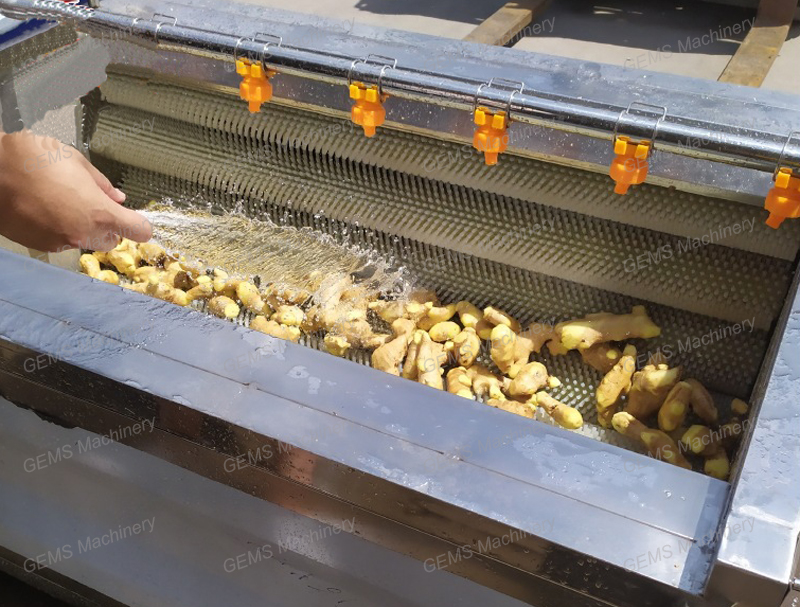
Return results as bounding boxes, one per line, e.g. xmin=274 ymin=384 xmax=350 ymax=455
xmin=521 ymin=322 xmax=559 ymax=354
xmin=624 ymin=364 xmax=681 ymax=420
xmin=142 ymin=275 xmax=188 ymax=306
xmin=133 ymin=266 xmax=161 ymax=283
xmin=490 ymin=324 xmax=517 ymax=374
xmin=488 ymin=397 xmax=535 ymax=419
xmin=106 ymin=248 xmax=137 ymax=277
xmin=555 ymin=305 xmax=661 ymax=350
xmin=369 ymin=300 xmax=407 ymax=324
xmin=324 ymin=335 xmax=351 ymax=357
xmin=533 ymin=392 xmax=583 ymax=429
xmin=79 ymin=254 xmax=120 ymax=285
xmin=264 ymin=283 xmax=311 ymax=308
xmin=469 ymin=365 xmax=505 ymax=400
xmin=402 ymin=329 xmax=422 ymax=380
xmin=475 ymin=318 xmax=494 ymax=339
xmin=452 ymin=327 xmax=481 ymax=367
xmin=237 ymin=282 xmax=266 ymax=314
xmin=429 ymin=321 xmax=460 ymax=342
xmin=186 ymin=282 xmax=213 ymax=303
xmin=111 ymin=238 xmax=141 ymax=266
xmin=211 ymin=268 xmax=230 ymax=292
xmin=92 ymin=250 xmax=109 ymax=265
xmin=272 ymin=305 xmax=304 ymax=327
xmin=418 ymin=303 xmax=457 ymax=331
xmin=137 ymin=242 xmax=166 ymax=266
xmin=704 ymin=449 xmax=730 ymax=481
xmin=163 ymin=267 xmax=193 ymax=290
xmin=483 ymin=306 xmax=522 ymax=334
xmin=580 ymin=343 xmax=622 ymax=374
xmin=209 ymin=296 xmax=240 ymax=319
xmin=657 ymin=381 xmax=692 ymax=432
xmin=416 ymin=331 xmax=446 ymax=390
xmin=337 ymin=317 xmax=390 ymax=350
xmin=446 ymin=367 xmax=474 ymax=399
xmin=546 ymin=338 xmax=569 ymax=356
xmin=612 ymin=412 xmax=690 ymax=469
xmin=731 ymin=398 xmax=749 ymax=416
xmin=177 ymin=257 xmax=205 ymax=278
xmin=596 ymin=344 xmax=637 ymax=428
xmin=685 ymin=379 xmax=719 ymax=425
xmin=372 ymin=318 xmax=416 ymax=376
xmin=250 ymin=316 xmax=301 ymax=342
xmin=506 ymin=333 xmax=537 ymax=378
xmin=506 ymin=362 xmax=550 ymax=398
xmin=456 ymin=301 xmax=483 ymax=329
xmin=680 ymin=425 xmax=718 ymax=456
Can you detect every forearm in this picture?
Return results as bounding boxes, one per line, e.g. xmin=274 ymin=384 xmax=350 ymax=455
xmin=0 ymin=130 xmax=151 ymax=251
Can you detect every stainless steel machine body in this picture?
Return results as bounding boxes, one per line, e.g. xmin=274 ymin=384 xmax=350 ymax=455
xmin=0 ymin=2 xmax=798 ymax=606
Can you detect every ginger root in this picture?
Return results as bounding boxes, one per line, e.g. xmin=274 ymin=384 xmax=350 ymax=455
xmin=107 ymin=248 xmax=137 ymax=277
xmin=523 ymin=322 xmax=559 ymax=354
xmin=483 ymin=306 xmax=522 ymax=334
xmin=416 ymin=331 xmax=446 ymax=390
xmin=469 ymin=365 xmax=504 ymax=400
xmin=446 ymin=367 xmax=474 ymax=399
xmin=418 ymin=303 xmax=457 ymax=331
xmin=680 ymin=425 xmax=718 ymax=456
xmin=704 ymin=449 xmax=730 ymax=481
xmin=186 ymin=282 xmax=213 ymax=303
xmin=596 ymin=344 xmax=636 ymax=428
xmin=533 ymin=392 xmax=583 ymax=429
xmin=455 ymin=301 xmax=482 ymax=329
xmin=452 ymin=327 xmax=481 ymax=367
xmin=624 ymin=364 xmax=681 ymax=420
xmin=580 ymin=343 xmax=622 ymax=374
xmin=79 ymin=254 xmax=119 ymax=285
xmin=272 ymin=305 xmax=304 ymax=327
xmin=506 ymin=362 xmax=550 ymax=398
xmin=324 ymin=335 xmax=351 ymax=357
xmin=488 ymin=397 xmax=534 ymax=419
xmin=731 ymin=398 xmax=749 ymax=416
xmin=490 ymin=324 xmax=517 ymax=375
xmin=657 ymin=381 xmax=692 ymax=432
xmin=251 ymin=316 xmax=301 ymax=342
xmin=612 ymin=412 xmax=690 ymax=469
xmin=685 ymin=379 xmax=719 ymax=425
xmin=237 ymin=282 xmax=266 ymax=315
xmin=372 ymin=318 xmax=416 ymax=376
xmin=556 ymin=306 xmax=661 ymax=350
xmin=209 ymin=296 xmax=240 ymax=319
xmin=429 ymin=321 xmax=460 ymax=342
xmin=137 ymin=242 xmax=166 ymax=266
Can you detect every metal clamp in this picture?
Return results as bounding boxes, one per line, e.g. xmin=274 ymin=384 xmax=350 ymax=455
xmin=347 ymin=54 xmax=397 ymax=95
xmin=234 ymin=33 xmax=282 ymax=66
xmin=775 ymin=131 xmax=800 ymax=176
xmin=613 ymin=101 xmax=667 ymax=146
xmin=151 ymin=13 xmax=177 ymax=44
xmin=474 ymin=78 xmax=525 ymax=118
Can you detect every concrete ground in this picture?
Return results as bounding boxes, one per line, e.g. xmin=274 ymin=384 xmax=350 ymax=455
xmin=2 ymin=0 xmax=793 ymax=605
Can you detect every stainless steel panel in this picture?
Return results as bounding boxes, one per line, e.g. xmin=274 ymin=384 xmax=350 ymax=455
xmin=0 ymin=248 xmax=728 ymax=606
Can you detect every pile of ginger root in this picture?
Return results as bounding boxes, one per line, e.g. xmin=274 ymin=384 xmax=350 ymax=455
xmin=81 ymin=239 xmax=747 ymax=479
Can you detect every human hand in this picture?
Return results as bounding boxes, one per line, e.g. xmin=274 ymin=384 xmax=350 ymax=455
xmin=0 ymin=130 xmax=152 ymax=252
